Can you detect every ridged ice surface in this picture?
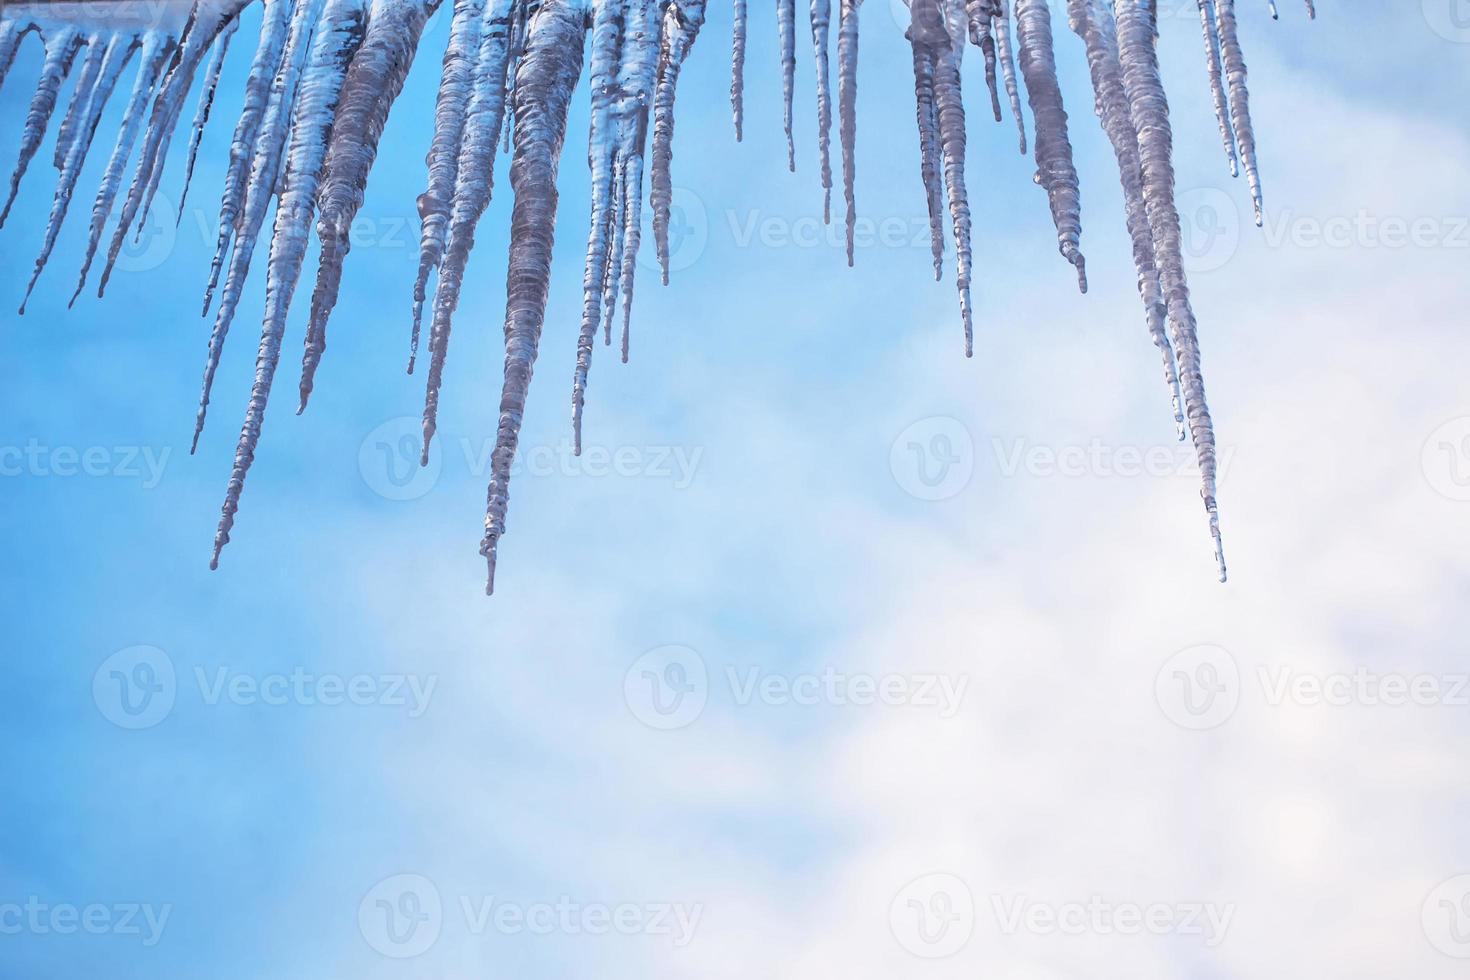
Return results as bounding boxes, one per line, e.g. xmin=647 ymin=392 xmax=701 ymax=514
xmin=0 ymin=0 xmax=1309 ymax=590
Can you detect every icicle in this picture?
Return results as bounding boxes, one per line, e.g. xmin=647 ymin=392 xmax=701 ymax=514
xmin=809 ymin=0 xmax=833 ymax=221
xmin=193 ymin=0 xmax=324 ymax=452
xmin=1195 ymin=0 xmax=1237 ymax=177
xmin=69 ymin=33 xmax=172 ymax=308
xmin=211 ymin=0 xmax=368 ymax=570
xmin=0 ymin=25 xmax=83 ymax=229
xmin=731 ymin=0 xmax=747 ymax=140
xmin=1266 ymin=0 xmax=1278 ymax=18
xmin=966 ymin=0 xmax=1002 ymax=122
xmin=1214 ymin=0 xmax=1261 ymax=225
xmin=838 ymin=0 xmax=860 ymax=265
xmin=203 ymin=0 xmax=294 ymax=315
xmin=299 ymin=0 xmax=435 ymax=412
xmin=420 ymin=0 xmax=515 ymax=461
xmin=178 ymin=17 xmax=241 ymax=221
xmin=994 ymin=0 xmax=1026 ymax=153
xmin=934 ymin=0 xmax=974 ymax=355
xmin=22 ymin=34 xmax=135 ymax=315
xmin=1115 ymin=0 xmax=1225 ymax=580
xmin=53 ymin=36 xmax=105 ymax=172
xmin=98 ymin=1 xmax=251 ymax=296
xmin=481 ymin=0 xmax=589 ymax=594
xmin=1014 ymin=0 xmax=1085 ymax=291
xmin=1302 ymin=0 xmax=1312 ymax=20
xmin=410 ymin=0 xmax=488 ymax=375
xmin=572 ymin=0 xmax=627 ymax=452
xmin=611 ymin=0 xmax=660 ymax=363
xmin=778 ymin=0 xmax=797 ymax=171
xmin=909 ymin=39 xmax=944 ymax=282
xmin=0 ymin=22 xmax=33 ymax=98
xmin=600 ymin=155 xmax=626 ymax=345
xmin=651 ymin=0 xmax=709 ymax=284
xmin=1067 ymin=0 xmax=1182 ymax=435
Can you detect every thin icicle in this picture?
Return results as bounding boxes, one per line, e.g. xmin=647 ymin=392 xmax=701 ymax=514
xmin=203 ymin=0 xmax=294 ymax=315
xmin=994 ymin=0 xmax=1026 ymax=153
xmin=22 ymin=34 xmax=135 ymax=314
xmin=0 ymin=25 xmax=83 ymax=229
xmin=420 ymin=0 xmax=515 ymax=461
xmin=611 ymin=0 xmax=660 ymax=363
xmin=1196 ymin=0 xmax=1237 ymax=177
xmin=909 ymin=39 xmax=944 ymax=282
xmin=299 ymin=0 xmax=435 ymax=412
xmin=778 ymin=0 xmax=796 ymax=171
xmin=966 ymin=0 xmax=1001 ymax=122
xmin=1068 ymin=0 xmax=1181 ymax=435
xmin=410 ymin=0 xmax=488 ymax=375
xmin=731 ymin=0 xmax=747 ymax=139
xmin=1015 ymin=0 xmax=1086 ymax=291
xmin=1116 ymin=0 xmax=1225 ymax=580
xmin=211 ymin=0 xmax=368 ymax=569
xmin=193 ymin=0 xmax=324 ymax=452
xmin=933 ymin=0 xmax=974 ymax=355
xmin=53 ymin=35 xmax=105 ymax=172
xmin=1214 ymin=0 xmax=1261 ymax=224
xmin=178 ymin=17 xmax=241 ymax=221
xmin=1303 ymin=0 xmax=1313 ymax=20
xmin=651 ymin=0 xmax=709 ymax=284
xmin=838 ymin=0 xmax=860 ymax=265
xmin=600 ymin=155 xmax=626 ymax=345
xmin=481 ymin=0 xmax=589 ymax=594
xmin=70 ymin=33 xmax=172 ymax=307
xmin=809 ymin=0 xmax=833 ymax=221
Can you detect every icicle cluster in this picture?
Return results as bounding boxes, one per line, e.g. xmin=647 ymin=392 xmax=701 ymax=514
xmin=0 ymin=0 xmax=1313 ymax=590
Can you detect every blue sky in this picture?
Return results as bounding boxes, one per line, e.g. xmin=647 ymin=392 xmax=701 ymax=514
xmin=3 ymin=2 xmax=1470 ymax=977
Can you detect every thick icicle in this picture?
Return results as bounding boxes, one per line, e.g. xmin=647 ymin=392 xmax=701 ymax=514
xmin=0 ymin=25 xmax=83 ymax=229
xmin=651 ymin=0 xmax=709 ymax=284
xmin=203 ymin=0 xmax=293 ymax=315
xmin=1196 ymin=0 xmax=1238 ymax=177
xmin=809 ymin=0 xmax=833 ymax=221
xmin=994 ymin=0 xmax=1026 ymax=153
xmin=481 ymin=0 xmax=589 ymax=594
xmin=611 ymin=0 xmax=660 ymax=363
xmin=178 ymin=17 xmax=241 ymax=220
xmin=410 ymin=0 xmax=487 ymax=374
xmin=777 ymin=0 xmax=796 ymax=170
xmin=99 ymin=0 xmax=251 ymax=296
xmin=1015 ymin=0 xmax=1085 ymax=291
xmin=731 ymin=0 xmax=747 ymax=139
xmin=1116 ymin=0 xmax=1225 ymax=579
xmin=1068 ymin=0 xmax=1181 ymax=434
xmin=1214 ymin=0 xmax=1261 ymax=224
xmin=572 ymin=0 xmax=626 ymax=452
xmin=193 ymin=0 xmax=323 ymax=452
xmin=909 ymin=39 xmax=944 ymax=282
xmin=837 ymin=0 xmax=860 ymax=264
xmin=53 ymin=35 xmax=105 ymax=172
xmin=22 ymin=34 xmax=135 ymax=314
xmin=299 ymin=0 xmax=435 ymax=411
xmin=69 ymin=33 xmax=172 ymax=307
xmin=420 ymin=0 xmax=515 ymax=461
xmin=211 ymin=0 xmax=368 ymax=569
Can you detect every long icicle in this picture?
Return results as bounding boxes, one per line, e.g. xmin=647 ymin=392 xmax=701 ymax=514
xmin=731 ymin=0 xmax=747 ymax=140
xmin=809 ymin=0 xmax=833 ymax=221
xmin=410 ymin=0 xmax=488 ymax=375
xmin=777 ymin=0 xmax=796 ymax=170
xmin=651 ymin=0 xmax=709 ymax=284
xmin=1116 ymin=0 xmax=1225 ymax=579
xmin=203 ymin=0 xmax=294 ymax=315
xmin=69 ymin=32 xmax=172 ymax=307
xmin=52 ymin=35 xmax=105 ymax=172
xmin=1015 ymin=0 xmax=1085 ymax=291
xmin=481 ymin=0 xmax=589 ymax=594
xmin=612 ymin=0 xmax=660 ymax=363
xmin=211 ymin=0 xmax=368 ymax=569
xmin=933 ymin=0 xmax=973 ymax=355
xmin=0 ymin=25 xmax=83 ymax=229
xmin=194 ymin=0 xmax=323 ymax=453
xmin=420 ymin=0 xmax=515 ymax=461
xmin=299 ymin=0 xmax=435 ymax=411
xmin=837 ymin=0 xmax=860 ymax=265
xmin=994 ymin=0 xmax=1026 ymax=153
xmin=1196 ymin=0 xmax=1237 ymax=177
xmin=1214 ymin=0 xmax=1261 ymax=224
xmin=909 ymin=40 xmax=944 ymax=282
xmin=22 ymin=34 xmax=135 ymax=314
xmin=965 ymin=0 xmax=1001 ymax=121
xmin=178 ymin=17 xmax=242 ymax=221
